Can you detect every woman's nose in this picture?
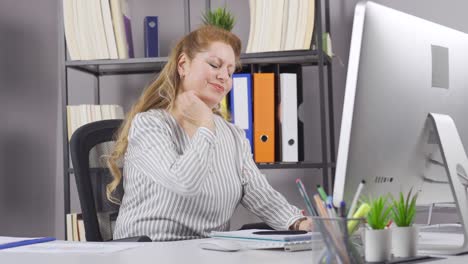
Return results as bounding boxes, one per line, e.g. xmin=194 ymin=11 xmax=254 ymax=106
xmin=217 ymin=68 xmax=229 ymax=81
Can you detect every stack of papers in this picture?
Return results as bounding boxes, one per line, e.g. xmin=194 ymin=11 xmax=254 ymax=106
xmin=208 ymin=229 xmax=323 ymax=251
xmin=210 ymin=229 xmax=318 ymax=242
xmin=0 ymin=236 xmax=143 ymax=254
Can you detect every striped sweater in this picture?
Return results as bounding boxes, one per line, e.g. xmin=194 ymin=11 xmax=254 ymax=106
xmin=113 ymin=109 xmax=302 ymax=241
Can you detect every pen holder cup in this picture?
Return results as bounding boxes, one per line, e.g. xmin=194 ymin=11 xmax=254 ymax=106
xmin=310 ymin=217 xmax=365 ymax=264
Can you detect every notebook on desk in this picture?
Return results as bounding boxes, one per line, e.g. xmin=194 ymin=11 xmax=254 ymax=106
xmin=208 ymin=229 xmax=323 ymax=251
xmin=209 ymin=229 xmax=318 ymax=242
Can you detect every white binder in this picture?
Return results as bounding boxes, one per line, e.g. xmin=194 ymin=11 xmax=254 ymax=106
xmin=280 ymin=73 xmax=298 ymax=162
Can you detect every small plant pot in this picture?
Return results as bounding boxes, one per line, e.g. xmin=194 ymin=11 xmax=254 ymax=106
xmin=391 ymin=226 xmax=418 ymax=258
xmin=365 ymin=228 xmax=391 ymax=262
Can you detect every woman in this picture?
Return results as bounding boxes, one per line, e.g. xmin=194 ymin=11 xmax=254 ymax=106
xmin=107 ymin=25 xmax=312 ymax=241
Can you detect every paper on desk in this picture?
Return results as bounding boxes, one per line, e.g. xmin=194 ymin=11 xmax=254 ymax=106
xmin=0 ymin=237 xmax=144 ymax=254
xmin=209 ymin=229 xmax=320 ymax=242
xmin=0 ymin=236 xmax=30 ymax=244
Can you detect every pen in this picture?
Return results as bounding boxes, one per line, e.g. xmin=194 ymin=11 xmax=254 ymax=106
xmin=317 ymin=185 xmax=328 ymax=201
xmin=347 ymin=180 xmax=366 ymax=218
xmin=339 ymin=201 xmax=346 ymax=218
xmin=326 ymin=196 xmax=337 ymax=218
xmin=0 ymin=237 xmax=56 ymax=250
xmin=253 ymin=230 xmax=308 ymax=235
xmin=296 ymin=179 xmax=318 ymax=216
xmin=313 ymin=194 xmax=328 ymax=217
xmin=326 ymin=197 xmax=340 ymax=230
xmin=313 ymin=195 xmax=350 ymax=263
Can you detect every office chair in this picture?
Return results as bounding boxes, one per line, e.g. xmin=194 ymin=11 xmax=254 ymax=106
xmin=70 ymin=119 xmax=151 ymax=242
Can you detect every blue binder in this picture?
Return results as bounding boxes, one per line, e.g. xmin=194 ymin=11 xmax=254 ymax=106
xmin=230 ymin=73 xmax=253 ymax=152
xmin=144 ymin=16 xmax=159 ymax=57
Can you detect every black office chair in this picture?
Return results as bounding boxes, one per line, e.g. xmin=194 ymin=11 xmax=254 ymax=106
xmin=70 ymin=119 xmax=151 ymax=242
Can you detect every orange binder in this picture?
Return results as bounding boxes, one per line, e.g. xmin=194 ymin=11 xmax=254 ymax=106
xmin=253 ymin=73 xmax=275 ymax=162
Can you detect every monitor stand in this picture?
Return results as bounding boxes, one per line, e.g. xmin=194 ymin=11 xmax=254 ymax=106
xmin=419 ymin=113 xmax=468 ymax=255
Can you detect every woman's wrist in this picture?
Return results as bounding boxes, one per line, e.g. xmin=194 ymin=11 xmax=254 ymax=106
xmin=290 ymin=217 xmax=307 ymax=231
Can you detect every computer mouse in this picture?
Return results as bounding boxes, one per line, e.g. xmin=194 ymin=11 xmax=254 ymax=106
xmin=199 ymin=239 xmax=242 ymax=252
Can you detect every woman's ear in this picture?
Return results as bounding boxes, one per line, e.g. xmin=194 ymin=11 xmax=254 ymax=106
xmin=177 ymin=53 xmax=189 ymax=78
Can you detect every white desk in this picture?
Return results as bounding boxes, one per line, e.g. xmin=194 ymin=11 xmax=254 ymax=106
xmin=0 ymin=238 xmax=467 ymax=264
xmin=0 ymin=239 xmax=316 ymax=264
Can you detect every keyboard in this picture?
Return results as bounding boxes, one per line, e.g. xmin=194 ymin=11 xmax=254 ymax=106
xmin=418 ymin=224 xmax=463 ymax=234
xmin=240 ymin=240 xmax=324 ymax=251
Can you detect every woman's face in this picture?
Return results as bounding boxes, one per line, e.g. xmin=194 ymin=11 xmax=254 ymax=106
xmin=178 ymin=41 xmax=236 ymax=108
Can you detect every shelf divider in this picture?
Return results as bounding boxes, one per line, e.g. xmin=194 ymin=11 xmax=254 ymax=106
xmin=64 ymin=50 xmax=330 ymax=76
xmin=67 ymin=162 xmax=334 ymax=174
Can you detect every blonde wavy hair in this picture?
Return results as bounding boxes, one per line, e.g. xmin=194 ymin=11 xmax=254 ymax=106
xmin=106 ymin=25 xmax=242 ymax=204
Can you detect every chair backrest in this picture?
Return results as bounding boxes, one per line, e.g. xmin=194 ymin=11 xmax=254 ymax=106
xmin=70 ymin=119 xmax=123 ymax=242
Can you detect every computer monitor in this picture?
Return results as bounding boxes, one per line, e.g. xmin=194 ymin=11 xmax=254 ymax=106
xmin=333 ymin=1 xmax=468 ymax=254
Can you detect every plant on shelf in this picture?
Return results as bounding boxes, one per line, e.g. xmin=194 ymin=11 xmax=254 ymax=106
xmin=390 ymin=188 xmax=419 ymax=258
xmin=201 ymin=7 xmax=236 ymax=31
xmin=364 ymin=195 xmax=392 ymax=262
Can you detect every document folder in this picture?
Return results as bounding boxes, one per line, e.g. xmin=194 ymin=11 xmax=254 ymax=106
xmin=230 ymin=73 xmax=254 ymax=151
xmin=253 ymin=73 xmax=275 ymax=162
xmin=279 ymin=73 xmax=298 ymax=162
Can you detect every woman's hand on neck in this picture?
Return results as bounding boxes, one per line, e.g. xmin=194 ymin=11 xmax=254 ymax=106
xmin=171 ymin=90 xmax=215 ymax=137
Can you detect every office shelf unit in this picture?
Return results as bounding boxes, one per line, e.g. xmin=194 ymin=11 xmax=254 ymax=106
xmin=59 ymin=0 xmax=335 ymax=235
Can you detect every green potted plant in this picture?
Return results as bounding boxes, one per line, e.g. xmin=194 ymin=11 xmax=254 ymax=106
xmin=201 ymin=7 xmax=236 ymax=31
xmin=364 ymin=195 xmax=392 ymax=262
xmin=391 ymin=189 xmax=419 ymax=258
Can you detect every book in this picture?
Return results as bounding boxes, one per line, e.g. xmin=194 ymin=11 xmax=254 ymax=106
xmin=89 ymin=0 xmax=110 ymax=59
xmin=144 ymin=16 xmax=159 ymax=57
xmin=267 ymin=0 xmax=284 ymax=51
xmin=110 ymin=0 xmax=134 ymax=59
xmin=75 ymin=0 xmax=94 ymax=59
xmin=280 ymin=0 xmax=290 ymax=50
xmin=208 ymin=229 xmax=323 ymax=251
xmin=66 ymin=213 xmax=86 ymax=241
xmin=284 ymin=0 xmax=299 ymax=51
xmin=72 ymin=213 xmax=79 ymax=241
xmin=246 ymin=0 xmax=315 ymax=52
xmin=62 ymin=0 xmax=81 ymax=60
xmin=63 ymin=0 xmax=123 ymax=60
xmin=112 ymin=104 xmax=125 ymax=119
xmin=245 ymin=0 xmax=256 ymax=53
xmin=303 ymin=0 xmax=315 ymax=49
xmin=209 ymin=229 xmax=318 ymax=243
xmin=251 ymin=0 xmax=263 ymax=52
xmin=122 ymin=0 xmax=134 ymax=58
xmin=294 ymin=0 xmax=308 ymax=50
xmin=100 ymin=0 xmax=119 ymax=59
xmin=77 ymin=214 xmax=86 ymax=241
xmin=67 ymin=104 xmax=124 ymax=139
xmin=66 ymin=213 xmax=73 ymax=241
xmin=66 ymin=104 xmax=124 ymax=167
